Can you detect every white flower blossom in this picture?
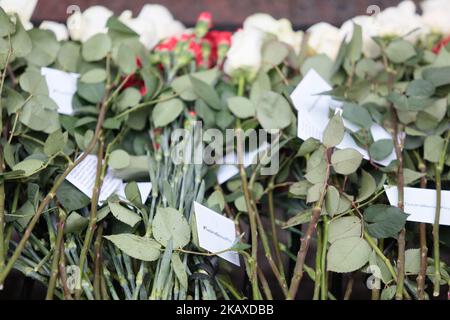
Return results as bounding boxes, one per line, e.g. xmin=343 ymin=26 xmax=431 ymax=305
xmin=40 ymin=21 xmax=69 ymax=41
xmin=0 ymin=0 xmax=37 ymax=30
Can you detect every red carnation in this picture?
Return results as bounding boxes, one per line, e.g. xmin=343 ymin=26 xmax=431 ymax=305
xmin=197 ymin=12 xmax=212 ymax=28
xmin=433 ymin=35 xmax=450 ymax=54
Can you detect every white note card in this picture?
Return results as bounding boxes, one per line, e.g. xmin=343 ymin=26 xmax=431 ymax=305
xmin=66 ymin=155 xmax=152 ymax=205
xmin=384 ymin=185 xmax=450 ymax=226
xmin=216 ymin=143 xmax=269 ymax=184
xmin=194 ymin=202 xmax=240 ymax=266
xmin=41 ymin=67 xmax=79 ymax=115
xmin=291 ymin=69 xmax=396 ymax=166
xmin=66 ymin=155 xmax=123 ymax=203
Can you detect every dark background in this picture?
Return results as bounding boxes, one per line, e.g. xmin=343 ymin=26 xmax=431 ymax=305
xmin=34 ymin=0 xmax=421 ymax=29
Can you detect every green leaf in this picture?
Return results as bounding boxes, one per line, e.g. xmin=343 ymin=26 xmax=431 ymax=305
xmin=405 ymin=248 xmax=420 ymax=275
xmin=323 ymin=114 xmax=345 ymax=148
xmin=327 ymin=237 xmax=371 ymax=273
xmin=57 ymin=42 xmax=80 ymax=72
xmin=207 ymin=190 xmax=225 ymax=212
xmin=190 ymin=76 xmax=223 ymax=110
xmin=44 ymin=130 xmax=67 ymax=156
xmin=403 ymin=168 xmax=425 ymax=185
xmin=423 ymin=66 xmax=450 ymax=87
xmin=12 ymin=159 xmax=44 ymax=177
xmin=325 ymin=185 xmax=340 ymax=216
xmin=64 ymin=212 xmax=89 ymax=235
xmin=171 ymin=253 xmax=188 ymax=288
xmin=152 ymin=207 xmax=191 ymax=248
xmin=117 ymin=88 xmax=141 ymax=112
xmin=125 ymin=182 xmax=142 ymax=207
xmin=116 ymin=43 xmax=137 ymax=74
xmin=301 ymin=54 xmax=334 ymax=82
xmin=171 ymin=69 xmax=219 ymax=101
xmin=328 ymin=216 xmax=362 ymax=243
xmin=424 ymin=135 xmax=444 ymax=163
xmin=357 ymin=170 xmax=376 ymax=202
xmin=331 ymin=148 xmax=363 ymax=175
xmin=307 ymin=183 xmax=325 ymax=204
xmin=105 ymin=234 xmax=161 ymax=261
xmin=226 ymin=96 xmax=255 ymax=119
xmin=364 ymin=204 xmax=408 ymax=239
xmin=152 ymin=98 xmax=184 ymax=127
xmin=0 ymin=7 xmax=14 ymax=37
xmin=108 ymin=149 xmax=130 ymax=170
xmin=348 ymin=23 xmax=362 ymax=63
xmin=406 ymin=80 xmax=435 ymax=98
xmin=57 ymin=181 xmax=91 ymax=211
xmin=25 ymin=29 xmax=61 ymax=67
xmin=11 ymin=18 xmax=31 ymax=58
xmin=381 ymin=285 xmax=397 ymax=300
xmin=282 ymin=209 xmax=312 ymax=229
xmin=20 ymin=71 xmax=48 ymax=95
xmin=108 ymin=201 xmax=142 ymax=227
xmin=385 ymin=39 xmax=416 ymax=64
xmin=77 ymin=82 xmax=105 ymax=104
xmin=289 ymin=180 xmax=311 ymax=197
xmin=297 ymin=138 xmax=320 ymax=157
xmin=256 ymin=91 xmax=292 ymax=130
xmin=369 ymin=139 xmax=394 ymax=161
xmin=82 ymin=33 xmax=112 ymax=62
xmin=261 ymin=40 xmax=289 ymax=71
xmin=19 ymin=96 xmax=60 ymax=133
xmin=342 ymin=103 xmax=372 ymax=128
xmin=80 ymin=68 xmax=107 ymax=84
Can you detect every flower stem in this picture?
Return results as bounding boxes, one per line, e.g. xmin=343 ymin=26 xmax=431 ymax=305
xmin=45 ymin=209 xmax=66 ymax=300
xmin=320 ymin=216 xmax=329 ymax=300
xmin=237 ymin=128 xmax=260 ymax=300
xmin=76 ymin=138 xmax=105 ymax=299
xmin=432 ymin=164 xmax=442 ymax=297
xmin=288 ymin=148 xmax=331 ymax=299
xmin=417 ymin=158 xmax=428 ymax=300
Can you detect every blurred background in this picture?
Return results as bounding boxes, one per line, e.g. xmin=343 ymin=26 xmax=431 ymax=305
xmin=34 ymin=0 xmax=421 ymax=29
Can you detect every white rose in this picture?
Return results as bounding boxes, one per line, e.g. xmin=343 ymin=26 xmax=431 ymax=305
xmin=67 ymin=6 xmax=113 ymax=42
xmin=375 ymin=1 xmax=427 ymax=43
xmin=40 ymin=21 xmax=69 ymax=41
xmin=340 ymin=16 xmax=381 ymax=58
xmin=243 ymin=14 xmax=303 ymax=53
xmin=243 ymin=13 xmax=280 ymax=34
xmin=0 ymin=0 xmax=37 ymax=30
xmin=276 ymin=19 xmax=304 ymax=54
xmin=224 ymin=27 xmax=265 ymax=80
xmin=422 ymin=0 xmax=450 ymax=35
xmin=307 ymin=22 xmax=343 ymax=60
xmin=119 ymin=4 xmax=184 ymax=50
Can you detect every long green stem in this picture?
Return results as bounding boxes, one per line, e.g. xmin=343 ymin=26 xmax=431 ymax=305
xmin=320 ymin=216 xmax=329 ymax=300
xmin=432 ymin=164 xmax=441 ymax=297
xmin=46 ymin=210 xmax=66 ymax=300
xmin=237 ymin=130 xmax=260 ymax=300
xmin=313 ymin=225 xmax=322 ymax=300
xmin=76 ymin=139 xmax=105 ymax=299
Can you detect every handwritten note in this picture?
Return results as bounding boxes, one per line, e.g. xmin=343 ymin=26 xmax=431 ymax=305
xmin=291 ymin=69 xmax=396 ymax=166
xmin=66 ymin=155 xmax=152 ymax=204
xmin=384 ymin=185 xmax=450 ymax=226
xmin=194 ymin=202 xmax=240 ymax=266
